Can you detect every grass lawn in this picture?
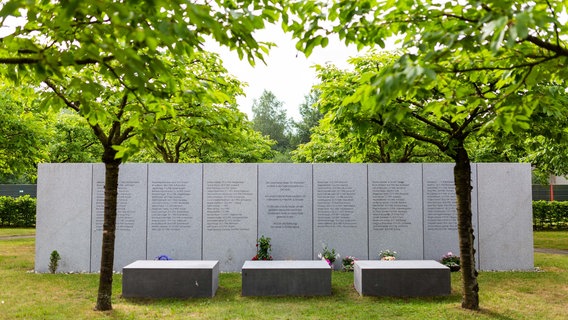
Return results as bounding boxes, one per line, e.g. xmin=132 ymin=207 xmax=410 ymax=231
xmin=0 ymin=231 xmax=567 ymax=319
xmin=533 ymin=231 xmax=568 ymax=250
xmin=0 ymin=228 xmax=35 ymax=237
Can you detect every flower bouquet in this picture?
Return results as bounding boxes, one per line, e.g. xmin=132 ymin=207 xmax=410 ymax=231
xmin=318 ymin=244 xmax=339 ymax=267
xmin=440 ymin=252 xmax=460 ymax=271
xmin=342 ymin=256 xmax=357 ymax=271
xmin=379 ymin=249 xmax=397 ymax=261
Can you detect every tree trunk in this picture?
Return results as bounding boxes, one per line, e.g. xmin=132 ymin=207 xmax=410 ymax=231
xmin=453 ymin=141 xmax=479 ymax=310
xmin=94 ymin=149 xmax=121 ymax=311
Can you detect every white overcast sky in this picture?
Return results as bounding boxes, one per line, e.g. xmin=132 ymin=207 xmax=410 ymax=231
xmin=206 ymin=24 xmax=368 ymax=121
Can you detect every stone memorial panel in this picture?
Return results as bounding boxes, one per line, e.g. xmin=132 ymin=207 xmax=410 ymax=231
xmin=477 ymin=163 xmax=533 ymax=270
xmin=35 ymin=162 xmax=533 ymax=273
xmin=35 ymin=163 xmax=93 ymax=273
xmin=258 ymin=163 xmax=312 ymax=260
xmin=147 ymin=164 xmax=202 ymax=260
xmin=423 ymin=164 xmax=479 ymax=266
xmin=368 ymin=163 xmax=423 ymax=260
xmin=91 ymin=164 xmax=148 ymax=272
xmin=313 ymin=164 xmax=368 ymax=268
xmin=203 ymin=164 xmax=257 ymax=272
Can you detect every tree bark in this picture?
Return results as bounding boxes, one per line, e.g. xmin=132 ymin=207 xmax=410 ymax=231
xmin=94 ymin=149 xmax=121 ymax=311
xmin=453 ymin=141 xmax=479 ymax=310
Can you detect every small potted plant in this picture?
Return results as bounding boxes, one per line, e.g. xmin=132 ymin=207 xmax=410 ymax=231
xmin=440 ymin=252 xmax=460 ymax=272
xmin=318 ymin=243 xmax=339 ymax=267
xmin=252 ymin=235 xmax=273 ymax=260
xmin=342 ymin=256 xmax=357 ymax=272
xmin=379 ymin=249 xmax=397 ymax=261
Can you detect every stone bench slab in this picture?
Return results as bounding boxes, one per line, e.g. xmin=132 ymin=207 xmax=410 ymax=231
xmin=354 ymin=260 xmax=450 ymax=297
xmin=242 ymin=260 xmax=331 ymax=296
xmin=122 ymin=260 xmax=219 ymax=298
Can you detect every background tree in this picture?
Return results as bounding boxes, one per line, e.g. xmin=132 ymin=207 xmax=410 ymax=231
xmin=291 ymin=117 xmax=351 ymax=163
xmin=284 ymin=0 xmax=568 ymax=310
xmin=468 ymin=96 xmax=568 ymax=184
xmin=291 ymin=90 xmax=323 ymax=146
xmin=0 ymin=84 xmax=49 ymax=183
xmin=48 ymin=111 xmax=103 ymax=163
xmin=0 ymin=0 xmax=287 ymax=311
xmin=300 ymin=51 xmax=565 ymax=310
xmin=251 ymin=89 xmax=293 ymax=157
xmin=131 ymin=51 xmax=275 ymax=164
xmin=298 ymin=56 xmax=447 ymax=163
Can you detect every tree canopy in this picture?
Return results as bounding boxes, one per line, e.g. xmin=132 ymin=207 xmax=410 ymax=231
xmin=283 ymin=0 xmax=568 ymax=310
xmin=0 ymin=84 xmax=49 ymax=182
xmin=251 ymin=89 xmax=292 ymax=153
xmin=0 ymin=0 xmax=289 ymax=311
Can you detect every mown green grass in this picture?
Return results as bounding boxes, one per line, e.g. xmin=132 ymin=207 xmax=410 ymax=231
xmin=0 ymin=232 xmax=567 ymax=319
xmin=533 ymin=231 xmax=568 ymax=250
xmin=0 ymin=228 xmax=35 ymax=237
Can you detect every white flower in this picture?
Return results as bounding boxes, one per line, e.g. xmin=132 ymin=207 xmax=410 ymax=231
xmin=317 ymin=253 xmax=322 ymax=259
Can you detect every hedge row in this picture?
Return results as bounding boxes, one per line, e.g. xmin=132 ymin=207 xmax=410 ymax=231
xmin=533 ymin=200 xmax=568 ymax=230
xmin=0 ymin=195 xmax=36 ymax=227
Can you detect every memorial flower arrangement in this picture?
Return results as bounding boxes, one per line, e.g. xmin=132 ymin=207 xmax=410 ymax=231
xmin=342 ymin=256 xmax=357 ymax=272
xmin=379 ymin=249 xmax=397 ymax=261
xmin=440 ymin=251 xmax=460 ymax=271
xmin=318 ymin=243 xmax=339 ymax=266
xmin=252 ymin=235 xmax=273 ymax=260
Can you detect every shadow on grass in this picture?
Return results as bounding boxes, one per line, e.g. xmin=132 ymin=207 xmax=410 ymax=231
xmin=476 ymin=308 xmax=517 ymax=320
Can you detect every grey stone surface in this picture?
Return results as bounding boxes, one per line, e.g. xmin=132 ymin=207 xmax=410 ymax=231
xmin=477 ymin=163 xmax=534 ymax=270
xmin=368 ymin=163 xmax=423 ymax=260
xmin=203 ymin=164 xmax=257 ymax=272
xmin=35 ymin=163 xmax=533 ymax=273
xmin=258 ymin=163 xmax=312 ymax=260
xmin=147 ymin=164 xmax=203 ymax=261
xmin=313 ymin=164 xmax=368 ymax=268
xmin=241 ymin=260 xmax=331 ymax=296
xmin=35 ymin=163 xmax=93 ymax=273
xmin=122 ymin=260 xmax=219 ymax=298
xmin=91 ymin=164 xmax=148 ymax=272
xmin=354 ymin=260 xmax=450 ymax=296
xmin=422 ymin=164 xmax=479 ymax=266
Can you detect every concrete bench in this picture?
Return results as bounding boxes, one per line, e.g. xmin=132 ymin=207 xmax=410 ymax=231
xmin=354 ymin=260 xmax=450 ymax=297
xmin=122 ymin=260 xmax=219 ymax=298
xmin=242 ymin=260 xmax=331 ymax=296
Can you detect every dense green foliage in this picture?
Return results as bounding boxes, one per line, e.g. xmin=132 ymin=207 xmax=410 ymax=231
xmin=0 ymin=85 xmax=50 ymax=183
xmin=0 ymin=0 xmax=290 ymax=311
xmin=533 ymin=201 xmax=568 ymax=230
xmin=0 ymin=195 xmax=36 ymax=227
xmin=284 ymin=1 xmax=568 ymax=310
xmin=252 ymin=90 xmax=292 ymax=153
xmin=291 ymin=90 xmax=323 ymax=146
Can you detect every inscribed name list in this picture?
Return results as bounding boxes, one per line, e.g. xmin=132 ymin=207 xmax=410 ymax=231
xmin=368 ymin=163 xmax=423 ymax=259
xmin=203 ymin=163 xmax=257 ymax=272
xmin=147 ymin=164 xmax=202 ymax=260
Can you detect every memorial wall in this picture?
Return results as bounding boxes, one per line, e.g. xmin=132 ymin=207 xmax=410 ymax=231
xmin=35 ymin=163 xmax=533 ymax=272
